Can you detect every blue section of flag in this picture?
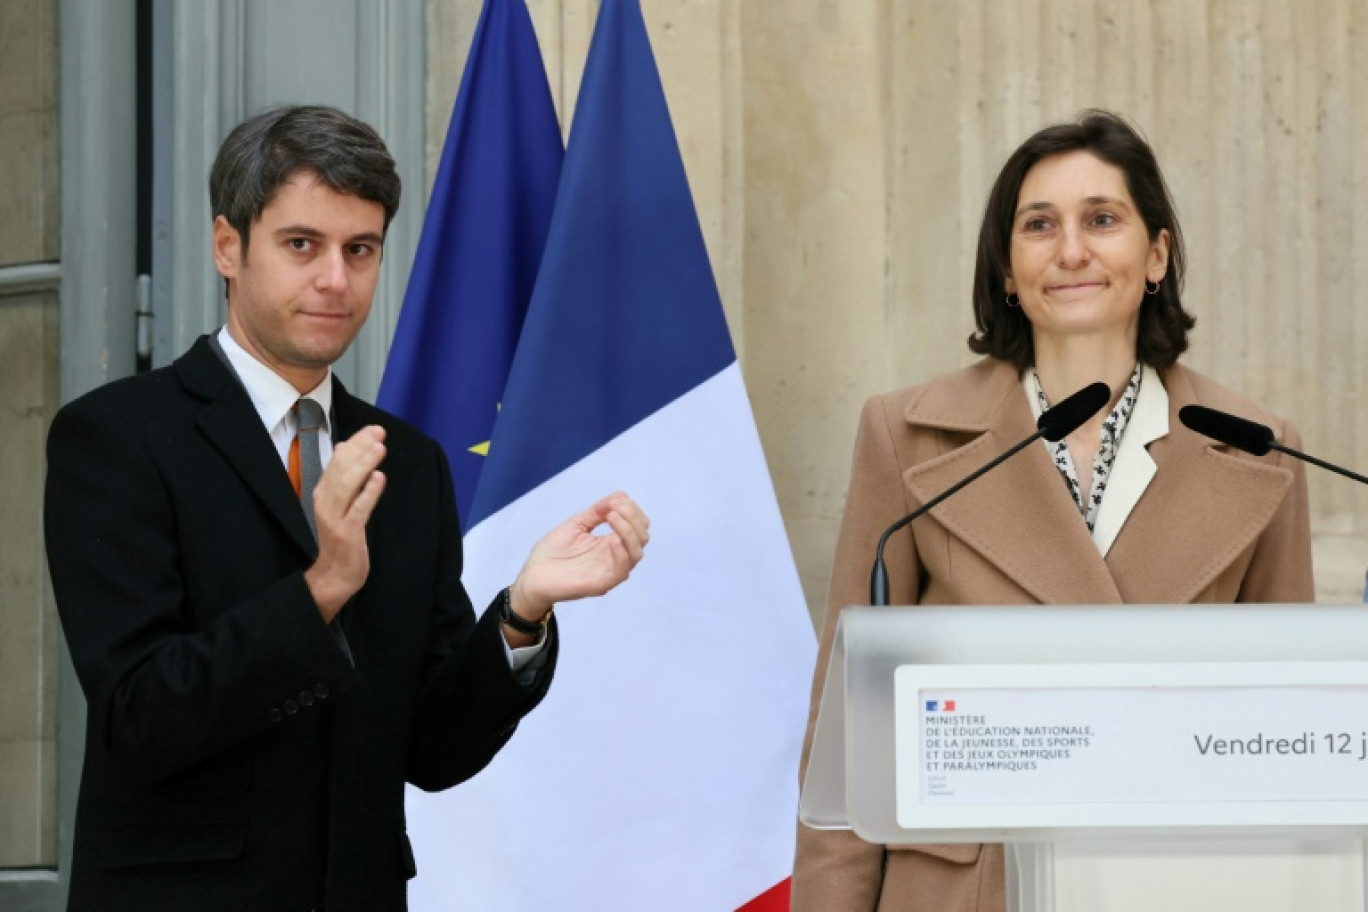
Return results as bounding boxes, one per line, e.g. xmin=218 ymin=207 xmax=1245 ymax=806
xmin=467 ymin=0 xmax=737 ymax=527
xmin=925 ymin=701 xmax=939 ymax=712
xmin=377 ymin=0 xmax=562 ymax=524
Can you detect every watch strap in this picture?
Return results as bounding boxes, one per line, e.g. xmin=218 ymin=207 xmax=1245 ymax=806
xmin=498 ymin=587 xmax=548 ymax=635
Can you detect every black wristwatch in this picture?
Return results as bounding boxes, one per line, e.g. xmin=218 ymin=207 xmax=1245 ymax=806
xmin=497 ymin=587 xmax=549 ymax=635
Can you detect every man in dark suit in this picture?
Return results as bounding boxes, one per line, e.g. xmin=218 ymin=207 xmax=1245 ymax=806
xmin=45 ymin=105 xmax=649 ymax=911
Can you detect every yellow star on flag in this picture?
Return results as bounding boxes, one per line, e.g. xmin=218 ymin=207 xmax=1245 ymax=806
xmin=468 ymin=402 xmax=501 ymax=456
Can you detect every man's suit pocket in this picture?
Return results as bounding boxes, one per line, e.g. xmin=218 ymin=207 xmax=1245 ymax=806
xmin=100 ymin=821 xmax=247 ymax=870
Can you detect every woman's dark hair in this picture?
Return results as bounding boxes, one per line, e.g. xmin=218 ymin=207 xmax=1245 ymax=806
xmin=209 ymin=104 xmax=401 ymax=257
xmin=968 ymin=109 xmax=1194 ymax=370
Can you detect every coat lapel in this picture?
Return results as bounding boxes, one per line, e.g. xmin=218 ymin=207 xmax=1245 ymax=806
xmin=330 ymin=376 xmax=366 ymax=441
xmin=176 ymin=336 xmax=317 ymax=558
xmin=329 ymin=377 xmax=383 ymax=668
xmin=902 ymin=360 xmax=1124 ymax=605
xmin=328 ymin=378 xmax=380 ymax=524
xmin=1104 ymin=365 xmax=1294 ymax=603
xmin=328 ymin=380 xmax=386 ymax=540
xmin=1091 ymin=364 xmax=1167 ymax=557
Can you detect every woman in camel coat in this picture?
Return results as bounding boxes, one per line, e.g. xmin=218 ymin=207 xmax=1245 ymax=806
xmin=791 ymin=111 xmax=1314 ymax=912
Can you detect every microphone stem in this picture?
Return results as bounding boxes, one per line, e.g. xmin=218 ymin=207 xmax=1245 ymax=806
xmin=871 ymin=429 xmax=1045 ymax=605
xmin=1270 ymin=442 xmax=1368 ymax=487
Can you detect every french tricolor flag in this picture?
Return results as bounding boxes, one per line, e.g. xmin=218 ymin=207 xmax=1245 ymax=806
xmin=403 ymin=0 xmax=816 ymax=908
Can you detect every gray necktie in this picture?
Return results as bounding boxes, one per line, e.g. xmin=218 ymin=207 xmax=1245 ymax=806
xmin=296 ymin=398 xmax=325 ymax=541
xmin=295 ymin=398 xmax=355 ymax=666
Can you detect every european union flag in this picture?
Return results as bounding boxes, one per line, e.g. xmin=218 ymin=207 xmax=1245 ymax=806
xmin=377 ymin=0 xmax=562 ymax=523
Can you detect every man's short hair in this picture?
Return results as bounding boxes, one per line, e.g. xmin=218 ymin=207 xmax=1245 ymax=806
xmin=209 ymin=105 xmax=402 ymax=256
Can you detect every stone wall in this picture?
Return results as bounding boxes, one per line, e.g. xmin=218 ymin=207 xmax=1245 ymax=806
xmin=0 ymin=0 xmax=60 ymax=870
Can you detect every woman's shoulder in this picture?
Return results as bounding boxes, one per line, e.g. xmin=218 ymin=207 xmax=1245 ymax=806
xmin=1164 ymin=363 xmax=1290 ymax=427
xmin=1162 ymin=362 xmax=1300 ymax=445
xmin=866 ymin=357 xmax=1018 ymax=428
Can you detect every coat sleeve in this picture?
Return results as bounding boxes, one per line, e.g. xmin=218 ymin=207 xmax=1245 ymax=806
xmin=1237 ymin=418 xmax=1315 ymax=602
xmin=405 ymin=442 xmax=557 ymax=792
xmin=792 ymin=395 xmax=921 ymax=911
xmin=45 ymin=394 xmax=358 ymax=787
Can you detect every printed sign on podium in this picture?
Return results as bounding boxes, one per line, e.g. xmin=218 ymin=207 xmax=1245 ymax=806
xmin=899 ymin=663 xmax=1368 ymax=828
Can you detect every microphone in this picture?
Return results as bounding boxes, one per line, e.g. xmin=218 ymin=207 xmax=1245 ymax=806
xmin=1179 ymin=405 xmax=1368 ymax=487
xmin=869 ymin=381 xmax=1110 ymax=605
xmin=1176 ymin=405 xmax=1275 ymax=455
xmin=1037 ymin=382 xmax=1113 ymax=442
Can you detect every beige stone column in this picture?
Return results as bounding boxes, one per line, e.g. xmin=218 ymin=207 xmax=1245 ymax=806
xmin=739 ymin=1 xmax=891 ymax=619
xmin=0 ymin=0 xmax=60 ymax=870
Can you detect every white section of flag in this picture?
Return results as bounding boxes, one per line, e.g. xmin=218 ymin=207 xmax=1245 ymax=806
xmin=406 ymin=363 xmax=816 ymax=911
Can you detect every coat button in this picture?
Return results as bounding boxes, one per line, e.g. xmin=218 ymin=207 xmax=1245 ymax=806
xmin=313 ymin=682 xmax=330 ymax=700
xmin=269 ymin=707 xmax=284 ymax=723
xmin=284 ymin=699 xmax=299 ymax=715
xmin=299 ymin=691 xmax=315 ymax=707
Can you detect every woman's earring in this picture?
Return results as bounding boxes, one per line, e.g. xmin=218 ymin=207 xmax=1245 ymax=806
xmin=1145 ymin=279 xmax=1161 ymax=295
xmin=1005 ymin=292 xmax=1020 ymax=308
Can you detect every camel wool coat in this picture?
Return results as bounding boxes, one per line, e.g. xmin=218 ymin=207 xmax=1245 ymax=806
xmin=791 ymin=357 xmax=1314 ymax=912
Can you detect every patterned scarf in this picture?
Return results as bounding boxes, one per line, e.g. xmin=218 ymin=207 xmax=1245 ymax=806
xmin=1032 ymin=364 xmax=1143 ymax=532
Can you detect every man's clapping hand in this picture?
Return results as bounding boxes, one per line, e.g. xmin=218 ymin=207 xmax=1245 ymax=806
xmin=505 ymin=492 xmax=650 ymax=640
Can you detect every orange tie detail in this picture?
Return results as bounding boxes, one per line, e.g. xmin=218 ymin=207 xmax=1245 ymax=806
xmin=288 ymin=434 xmax=302 ymax=497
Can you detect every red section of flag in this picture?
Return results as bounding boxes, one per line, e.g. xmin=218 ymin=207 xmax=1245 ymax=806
xmin=945 ymin=700 xmax=956 ymax=711
xmin=737 ymin=877 xmax=791 ymax=911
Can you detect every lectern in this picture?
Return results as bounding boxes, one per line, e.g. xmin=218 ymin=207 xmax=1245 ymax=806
xmin=800 ymin=605 xmax=1368 ymax=912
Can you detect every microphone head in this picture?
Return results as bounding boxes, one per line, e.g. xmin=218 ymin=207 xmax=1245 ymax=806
xmin=1037 ymin=381 xmax=1111 ymax=442
xmin=1178 ymin=405 xmax=1274 ymax=456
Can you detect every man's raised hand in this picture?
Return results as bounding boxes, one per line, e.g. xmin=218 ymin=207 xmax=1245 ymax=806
xmin=304 ymin=425 xmax=387 ymax=620
xmin=508 ymin=491 xmax=650 ymax=623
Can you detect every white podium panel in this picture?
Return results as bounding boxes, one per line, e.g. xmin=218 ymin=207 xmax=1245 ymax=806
xmin=1032 ymin=840 xmax=1363 ymax=912
xmin=799 ymin=604 xmax=1368 ymax=912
